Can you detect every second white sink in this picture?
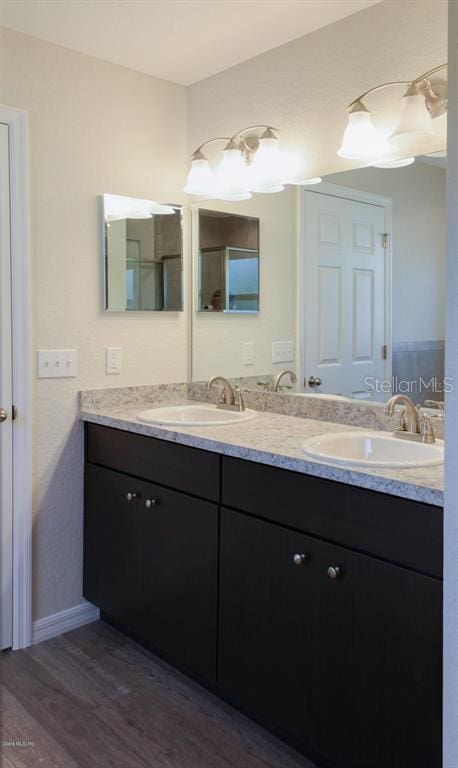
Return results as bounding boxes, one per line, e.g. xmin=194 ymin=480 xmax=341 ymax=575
xmin=302 ymin=431 xmax=444 ymax=468
xmin=138 ymin=403 xmax=257 ymax=427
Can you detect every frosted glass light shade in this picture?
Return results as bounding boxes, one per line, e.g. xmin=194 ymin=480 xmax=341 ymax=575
xmin=183 ymin=157 xmax=216 ymax=196
xmin=373 ymin=157 xmax=415 ymax=168
xmin=216 ymin=147 xmax=251 ymax=201
xmin=389 ymin=86 xmax=436 ymax=152
xmin=250 ymin=134 xmax=285 ymax=193
xmin=288 ymin=176 xmax=322 ymax=186
xmin=338 ymin=104 xmax=386 ymax=160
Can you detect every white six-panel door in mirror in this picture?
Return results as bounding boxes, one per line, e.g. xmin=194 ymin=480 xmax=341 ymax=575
xmin=303 ymin=190 xmax=387 ymax=400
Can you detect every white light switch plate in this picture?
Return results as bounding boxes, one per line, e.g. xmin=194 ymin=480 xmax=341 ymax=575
xmin=106 ymin=347 xmax=122 ymax=374
xmin=37 ymin=349 xmax=77 ymax=378
xmin=243 ymin=342 xmax=255 ymax=365
xmin=272 ymin=340 xmax=294 ymax=364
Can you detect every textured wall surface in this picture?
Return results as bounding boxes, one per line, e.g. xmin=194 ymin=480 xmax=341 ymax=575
xmin=188 ymin=0 xmax=447 ymax=180
xmin=1 ymin=27 xmax=188 ymax=620
xmin=192 ymin=188 xmax=296 ymax=380
xmin=444 ymin=1 xmax=458 ymax=764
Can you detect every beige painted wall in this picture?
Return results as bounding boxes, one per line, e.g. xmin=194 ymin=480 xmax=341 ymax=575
xmin=192 ymin=188 xmax=296 ymax=380
xmin=1 ymin=27 xmax=188 ymax=620
xmin=188 ymin=0 xmax=447 ymax=180
xmin=326 ymin=162 xmax=446 ymax=344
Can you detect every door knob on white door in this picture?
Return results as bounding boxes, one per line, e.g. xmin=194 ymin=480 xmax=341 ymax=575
xmin=0 ymin=408 xmax=7 ymax=423
xmin=308 ymin=376 xmax=322 ymax=387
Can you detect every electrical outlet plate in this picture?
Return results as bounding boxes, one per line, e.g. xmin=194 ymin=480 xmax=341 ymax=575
xmin=243 ymin=342 xmax=255 ymax=366
xmin=37 ymin=349 xmax=77 ymax=378
xmin=106 ymin=347 xmax=122 ymax=374
xmin=272 ymin=340 xmax=294 ymax=364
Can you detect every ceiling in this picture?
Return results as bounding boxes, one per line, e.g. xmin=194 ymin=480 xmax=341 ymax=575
xmin=0 ymin=0 xmax=381 ymax=85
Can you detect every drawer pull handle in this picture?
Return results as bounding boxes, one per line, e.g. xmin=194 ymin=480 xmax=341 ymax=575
xmin=126 ymin=492 xmax=138 ymax=502
xmin=145 ymin=498 xmax=159 ymax=508
xmin=327 ymin=566 xmax=341 ymax=580
xmin=293 ymin=553 xmax=307 ymax=566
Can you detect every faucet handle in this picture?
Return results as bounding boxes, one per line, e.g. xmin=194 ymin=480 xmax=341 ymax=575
xmin=394 ymin=408 xmax=407 ymax=432
xmin=420 ymin=413 xmax=436 ymax=443
xmin=234 ymin=387 xmax=246 ymax=412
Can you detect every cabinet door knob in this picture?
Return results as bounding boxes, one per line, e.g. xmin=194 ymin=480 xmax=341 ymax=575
xmin=327 ymin=566 xmax=341 ymax=580
xmin=293 ymin=553 xmax=307 ymax=566
xmin=126 ymin=492 xmax=138 ymax=502
xmin=145 ymin=498 xmax=159 ymax=508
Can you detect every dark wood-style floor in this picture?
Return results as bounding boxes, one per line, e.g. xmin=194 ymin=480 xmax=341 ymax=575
xmin=0 ymin=620 xmax=314 ymax=768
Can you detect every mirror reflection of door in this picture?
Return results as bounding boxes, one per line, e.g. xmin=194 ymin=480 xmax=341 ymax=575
xmin=198 ymin=209 xmax=260 ymax=313
xmin=302 ymin=188 xmax=389 ymax=401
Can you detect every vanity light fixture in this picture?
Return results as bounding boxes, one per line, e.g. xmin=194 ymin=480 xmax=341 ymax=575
xmin=338 ymin=63 xmax=447 ymax=164
xmin=184 ymin=125 xmax=304 ymax=200
xmin=373 ymin=157 xmax=415 ymax=169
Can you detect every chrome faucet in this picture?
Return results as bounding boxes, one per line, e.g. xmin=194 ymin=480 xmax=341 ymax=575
xmin=385 ymin=394 xmax=435 ymax=443
xmin=207 ymin=376 xmax=245 ymax=412
xmin=273 ymin=370 xmax=297 ymax=392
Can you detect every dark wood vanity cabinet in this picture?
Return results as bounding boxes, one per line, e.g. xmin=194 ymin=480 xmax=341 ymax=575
xmin=84 ymin=435 xmax=219 ymax=683
xmin=218 ymin=507 xmax=442 ymax=768
xmin=84 ymin=423 xmax=443 ymax=768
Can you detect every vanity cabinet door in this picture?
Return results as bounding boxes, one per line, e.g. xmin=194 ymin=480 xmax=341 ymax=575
xmin=310 ymin=537 xmax=442 ymax=768
xmin=139 ymin=482 xmax=218 ymax=683
xmin=218 ymin=507 xmax=320 ymax=756
xmin=84 ymin=463 xmax=143 ymax=632
xmin=219 ymin=508 xmax=442 ymax=768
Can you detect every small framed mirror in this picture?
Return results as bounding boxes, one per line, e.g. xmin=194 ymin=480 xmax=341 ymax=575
xmin=103 ymin=194 xmax=183 ymax=311
xmin=198 ymin=208 xmax=260 ymax=313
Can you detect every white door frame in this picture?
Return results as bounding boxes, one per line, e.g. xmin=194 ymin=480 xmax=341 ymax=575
xmin=0 ymin=105 xmax=32 ymax=650
xmin=298 ymin=182 xmax=393 ymax=397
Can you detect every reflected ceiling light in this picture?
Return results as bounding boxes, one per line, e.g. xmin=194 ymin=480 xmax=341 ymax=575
xmin=338 ymin=100 xmax=388 ymax=160
xmin=373 ymin=157 xmax=415 ymax=168
xmin=104 ymin=194 xmax=175 ymax=222
xmin=338 ymin=63 xmax=447 ymax=164
xmin=184 ymin=125 xmax=288 ymax=200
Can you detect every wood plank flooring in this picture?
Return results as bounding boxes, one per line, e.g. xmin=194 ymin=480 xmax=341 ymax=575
xmin=0 ymin=620 xmax=314 ymax=768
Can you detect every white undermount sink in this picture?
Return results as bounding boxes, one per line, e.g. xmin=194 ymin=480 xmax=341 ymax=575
xmin=137 ymin=403 xmax=258 ymax=427
xmin=302 ymin=431 xmax=444 ymax=469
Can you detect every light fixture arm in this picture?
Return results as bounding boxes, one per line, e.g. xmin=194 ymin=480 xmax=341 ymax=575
xmin=192 ymin=137 xmax=231 ymax=159
xmin=347 ymin=62 xmax=448 ymax=110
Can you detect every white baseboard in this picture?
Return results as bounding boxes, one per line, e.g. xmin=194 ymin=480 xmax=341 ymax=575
xmin=32 ymin=601 xmax=100 ymax=645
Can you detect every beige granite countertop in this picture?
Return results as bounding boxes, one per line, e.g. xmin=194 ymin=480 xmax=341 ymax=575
xmin=80 ymin=399 xmax=444 ymax=507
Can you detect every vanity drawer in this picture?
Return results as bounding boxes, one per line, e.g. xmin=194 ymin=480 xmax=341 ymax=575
xmin=85 ymin=423 xmax=220 ymax=501
xmin=222 ymin=456 xmax=443 ymax=578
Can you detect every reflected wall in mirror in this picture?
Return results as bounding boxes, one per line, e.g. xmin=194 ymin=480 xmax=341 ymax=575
xmin=198 ymin=209 xmax=259 ymax=313
xmin=192 ymin=191 xmax=296 ymax=382
xmin=104 ymin=194 xmax=183 ymax=312
xmin=191 ymin=155 xmax=446 ymax=406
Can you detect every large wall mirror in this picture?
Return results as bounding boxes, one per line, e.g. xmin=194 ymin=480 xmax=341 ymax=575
xmin=104 ymin=194 xmax=183 ymax=312
xmin=191 ymin=154 xmax=446 ymax=406
xmin=198 ymin=209 xmax=260 ymax=313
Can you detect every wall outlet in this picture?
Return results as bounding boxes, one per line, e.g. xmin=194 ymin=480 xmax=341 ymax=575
xmin=106 ymin=347 xmax=122 ymax=374
xmin=243 ymin=342 xmax=255 ymax=366
xmin=37 ymin=349 xmax=77 ymax=378
xmin=272 ymin=340 xmax=294 ymax=364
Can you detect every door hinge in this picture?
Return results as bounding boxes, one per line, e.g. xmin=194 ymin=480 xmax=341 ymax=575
xmin=12 ymin=405 xmax=17 ymax=421
xmin=381 ymin=233 xmax=389 ymax=249
xmin=382 ymin=345 xmax=388 ymax=360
